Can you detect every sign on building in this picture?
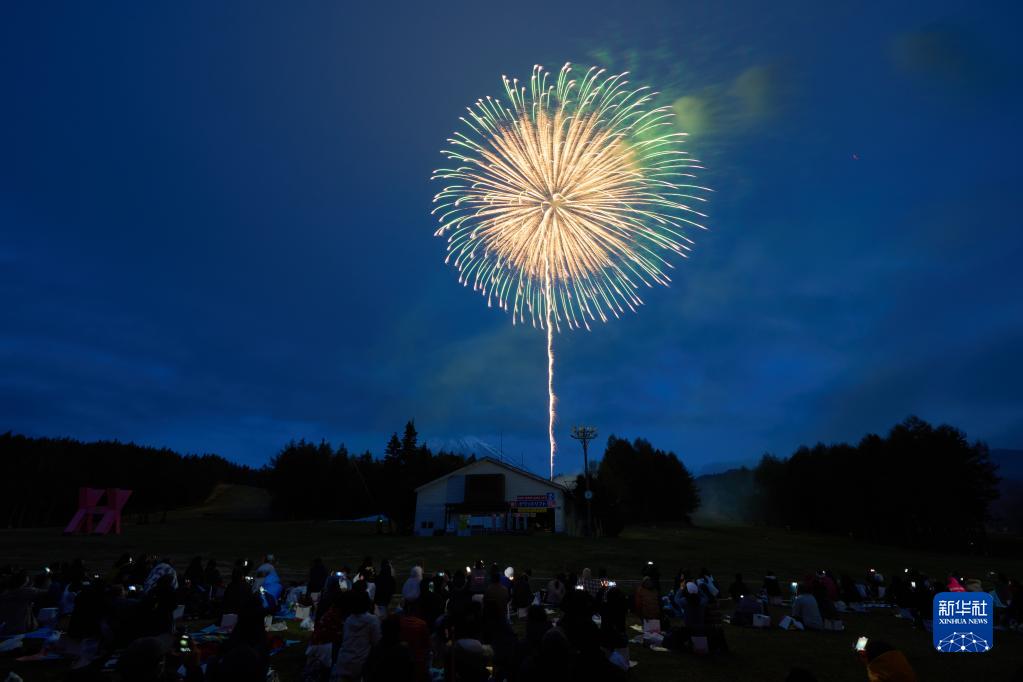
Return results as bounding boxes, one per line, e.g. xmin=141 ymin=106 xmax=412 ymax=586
xmin=513 ymin=493 xmax=556 ymax=509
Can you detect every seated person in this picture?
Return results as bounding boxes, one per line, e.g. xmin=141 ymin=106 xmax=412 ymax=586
xmin=634 ymin=577 xmax=661 ymax=632
xmin=728 ymin=573 xmax=749 ymax=602
xmin=469 ymin=561 xmax=488 ymax=594
xmin=204 ymin=559 xmax=223 ymax=592
xmin=136 ymin=580 xmax=178 ymax=638
xmin=598 ymin=585 xmax=628 ymax=653
xmin=818 ymin=570 xmax=839 ymax=601
xmin=545 ymin=574 xmax=566 ymax=606
xmin=257 ymin=568 xmax=282 ymax=612
xmin=0 ymin=571 xmax=49 ymax=635
xmin=697 ymin=568 xmax=719 ymax=600
xmin=104 ymin=584 xmax=141 ymax=647
xmin=520 ymin=604 xmax=551 ymax=657
xmin=839 ymin=573 xmax=863 ymax=604
xmin=682 ymin=583 xmax=706 ymax=632
xmin=333 ymin=591 xmax=381 ymax=681
xmin=763 ymin=571 xmax=782 ymax=604
xmin=184 ymin=557 xmax=206 ymax=590
xmin=107 ymin=553 xmax=135 ymax=586
xmin=183 ymin=556 xmax=210 ymax=616
xmin=791 ymin=584 xmax=824 ymax=631
xmin=222 ymin=568 xmax=252 ymax=617
xmin=732 ymin=592 xmax=765 ymax=627
xmin=365 ymin=615 xmax=414 ymax=682
xmin=398 ymin=601 xmax=431 ymax=682
xmin=143 ymin=558 xmax=178 ymax=593
xmin=206 ymin=595 xmax=271 ymax=681
xmin=511 ymin=570 xmax=533 ymax=618
xmin=703 ymin=597 xmax=729 ymax=654
xmin=255 ymin=553 xmax=277 ymax=577
xmin=483 ymin=568 xmax=509 ymax=625
xmin=812 ymin=581 xmax=841 ymax=629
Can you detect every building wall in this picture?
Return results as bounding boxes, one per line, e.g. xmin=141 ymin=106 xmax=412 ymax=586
xmin=413 ymin=460 xmax=566 ymax=535
xmin=413 ymin=481 xmax=449 ymax=535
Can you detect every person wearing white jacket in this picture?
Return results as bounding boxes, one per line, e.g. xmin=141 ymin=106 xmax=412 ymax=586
xmin=401 ymin=566 xmax=423 ymax=606
xmin=331 ymin=591 xmax=381 ymax=681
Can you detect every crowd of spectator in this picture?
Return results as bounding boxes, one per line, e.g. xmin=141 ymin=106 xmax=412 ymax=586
xmin=1 ymin=553 xmax=1020 ymax=681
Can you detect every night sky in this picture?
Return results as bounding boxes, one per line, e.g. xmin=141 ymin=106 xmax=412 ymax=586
xmin=2 ymin=1 xmax=1020 ymax=475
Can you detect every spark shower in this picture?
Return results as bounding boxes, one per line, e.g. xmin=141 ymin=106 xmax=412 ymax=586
xmin=432 ymin=63 xmax=709 ymax=479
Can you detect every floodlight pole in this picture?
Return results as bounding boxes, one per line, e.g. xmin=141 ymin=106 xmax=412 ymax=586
xmin=570 ymin=425 xmax=598 ymax=537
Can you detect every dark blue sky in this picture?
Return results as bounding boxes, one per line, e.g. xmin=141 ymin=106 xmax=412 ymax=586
xmin=2 ymin=1 xmax=1020 ymax=475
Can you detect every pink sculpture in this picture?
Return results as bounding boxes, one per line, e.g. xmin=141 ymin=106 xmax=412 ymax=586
xmin=63 ymin=487 xmax=132 ymax=535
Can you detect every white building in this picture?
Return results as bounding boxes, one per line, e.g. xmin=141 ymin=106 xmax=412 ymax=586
xmin=413 ymin=457 xmax=569 ymax=536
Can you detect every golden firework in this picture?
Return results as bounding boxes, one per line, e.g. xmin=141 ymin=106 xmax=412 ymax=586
xmin=432 ymin=63 xmax=710 ymax=478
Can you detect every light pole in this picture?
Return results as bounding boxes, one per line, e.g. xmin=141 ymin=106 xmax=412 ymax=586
xmin=570 ymin=425 xmax=597 ymax=537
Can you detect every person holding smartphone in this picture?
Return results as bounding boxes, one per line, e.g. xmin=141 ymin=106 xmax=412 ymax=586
xmin=791 ymin=583 xmax=824 ymax=631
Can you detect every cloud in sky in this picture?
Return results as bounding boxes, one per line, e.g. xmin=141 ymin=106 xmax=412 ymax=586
xmin=890 ymin=24 xmax=997 ymax=90
xmin=2 ymin=2 xmax=1021 ymax=474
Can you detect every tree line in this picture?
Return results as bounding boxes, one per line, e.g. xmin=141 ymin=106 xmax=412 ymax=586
xmin=570 ymin=436 xmax=702 ymax=537
xmin=0 ymin=425 xmax=704 ymax=535
xmin=264 ymin=426 xmax=704 ymax=536
xmin=6 ymin=416 xmax=997 ymax=548
xmin=263 ymin=420 xmax=467 ymax=532
xmin=0 ymin=432 xmax=254 ymax=528
xmin=697 ymin=416 xmax=1001 ymax=551
xmin=0 ymin=422 xmax=468 ymax=532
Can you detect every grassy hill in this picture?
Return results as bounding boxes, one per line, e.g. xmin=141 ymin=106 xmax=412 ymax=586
xmin=175 ymin=483 xmax=273 ymax=520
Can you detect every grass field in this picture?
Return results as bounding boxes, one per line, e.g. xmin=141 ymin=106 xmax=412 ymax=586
xmin=2 ymin=509 xmax=1021 ymax=681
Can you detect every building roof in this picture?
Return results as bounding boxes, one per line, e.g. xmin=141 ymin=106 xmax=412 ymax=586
xmin=414 ymin=456 xmax=568 ymax=493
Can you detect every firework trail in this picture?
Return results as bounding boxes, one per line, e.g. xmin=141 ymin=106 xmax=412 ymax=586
xmin=432 ymin=63 xmax=709 ymax=479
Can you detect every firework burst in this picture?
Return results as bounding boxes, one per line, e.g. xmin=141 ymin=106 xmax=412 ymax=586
xmin=432 ymin=63 xmax=709 ymax=478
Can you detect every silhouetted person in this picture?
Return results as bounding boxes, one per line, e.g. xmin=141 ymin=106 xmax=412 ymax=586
xmin=333 ymin=590 xmax=380 ymax=680
xmin=512 ymin=569 xmax=533 ymax=617
xmin=374 ymin=559 xmax=395 ymax=616
xmin=0 ymin=572 xmax=50 ymax=636
xmin=204 ymin=597 xmax=270 ymax=681
xmin=143 ymin=557 xmax=177 ymax=593
xmin=483 ymin=566 xmax=509 ymax=624
xmin=469 ymin=560 xmax=487 ymax=594
xmin=544 ymin=574 xmax=566 ymax=606
xmin=307 ymin=557 xmax=328 ymax=596
xmin=184 ymin=556 xmax=205 ymax=588
xmin=729 ymin=573 xmax=749 ymax=602
xmin=204 ymin=559 xmax=223 ymax=589
xmin=399 ymin=601 xmax=431 ymax=682
xmin=365 ymin=615 xmax=414 ymax=682
xmin=764 ymin=570 xmax=782 ymax=604
xmin=222 ymin=568 xmax=251 ymax=616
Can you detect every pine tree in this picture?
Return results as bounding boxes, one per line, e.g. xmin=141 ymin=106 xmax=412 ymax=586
xmin=385 ymin=433 xmax=401 ymax=461
xmin=401 ymin=420 xmax=418 ymax=457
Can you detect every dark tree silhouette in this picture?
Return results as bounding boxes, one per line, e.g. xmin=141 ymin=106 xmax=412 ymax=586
xmin=384 ymin=433 xmax=402 ymax=461
xmin=585 ymin=435 xmax=701 ymax=533
xmin=0 ymin=432 xmax=253 ymax=528
xmin=263 ymin=420 xmax=467 ymax=532
xmin=749 ymin=416 xmax=1000 ymax=550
